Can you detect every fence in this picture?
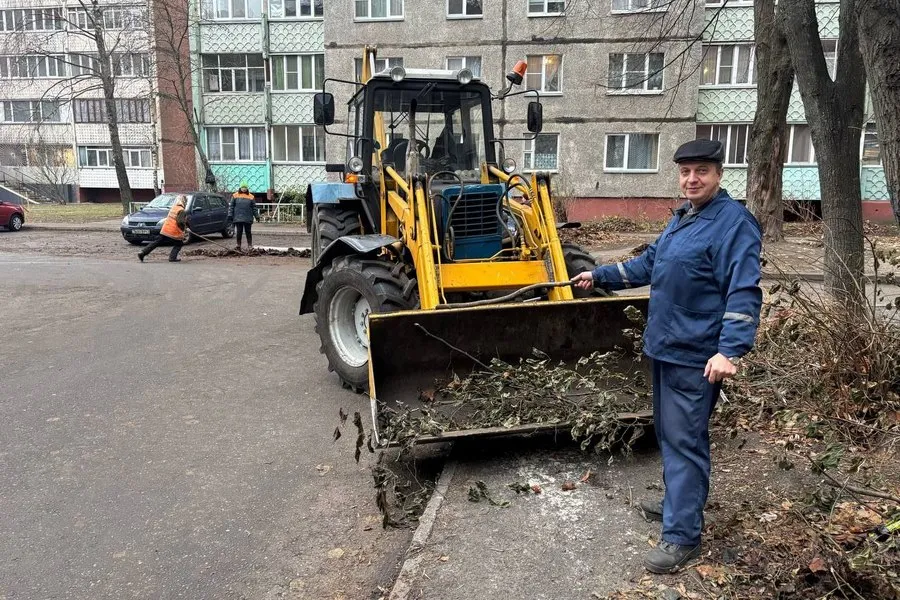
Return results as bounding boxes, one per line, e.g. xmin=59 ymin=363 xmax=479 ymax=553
xmin=128 ymin=201 xmax=306 ymax=224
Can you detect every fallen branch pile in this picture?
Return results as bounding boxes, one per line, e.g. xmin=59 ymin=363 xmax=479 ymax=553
xmin=185 ymin=247 xmax=311 ymax=258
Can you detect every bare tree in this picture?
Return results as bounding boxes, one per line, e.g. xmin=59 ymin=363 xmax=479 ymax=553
xmin=855 ymin=0 xmax=900 ymax=225
xmin=745 ymin=0 xmax=793 ymax=242
xmin=152 ymin=0 xmax=210 ymax=187
xmin=782 ymin=0 xmax=867 ymax=305
xmin=25 ymin=129 xmax=77 ymax=204
xmin=5 ymin=1 xmax=153 ymax=213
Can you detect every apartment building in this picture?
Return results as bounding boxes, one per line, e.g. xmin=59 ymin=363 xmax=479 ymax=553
xmin=320 ymin=0 xmax=891 ymax=220
xmin=190 ymin=0 xmax=325 ymax=198
xmin=323 ymin=0 xmax=705 ymax=219
xmin=699 ymin=0 xmax=890 ymax=219
xmin=0 ymin=0 xmax=196 ymax=203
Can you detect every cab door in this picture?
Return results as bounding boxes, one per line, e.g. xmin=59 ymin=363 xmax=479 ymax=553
xmin=188 ymin=195 xmax=212 ymax=233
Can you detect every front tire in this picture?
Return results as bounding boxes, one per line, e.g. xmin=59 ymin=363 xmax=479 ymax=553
xmin=222 ymin=223 xmax=235 ymax=239
xmin=314 ymin=256 xmax=418 ymax=392
xmin=311 ymin=206 xmax=362 ymax=264
xmin=562 ymin=242 xmax=611 ymax=298
xmin=8 ymin=214 xmax=23 ymax=231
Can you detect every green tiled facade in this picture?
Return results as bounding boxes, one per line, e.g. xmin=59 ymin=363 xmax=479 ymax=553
xmin=189 ymin=5 xmax=326 ymax=197
xmin=699 ymin=1 xmax=886 ymax=204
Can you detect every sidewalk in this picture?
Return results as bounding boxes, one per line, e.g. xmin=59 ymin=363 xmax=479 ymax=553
xmin=26 ymin=219 xmax=309 ymax=236
xmin=389 ymin=441 xmax=663 ymax=600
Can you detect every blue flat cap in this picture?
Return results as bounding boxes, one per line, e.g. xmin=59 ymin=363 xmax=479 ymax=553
xmin=673 ymin=139 xmax=725 ymax=163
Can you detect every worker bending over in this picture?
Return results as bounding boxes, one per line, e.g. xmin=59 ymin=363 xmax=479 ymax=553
xmin=572 ymin=139 xmax=762 ymax=573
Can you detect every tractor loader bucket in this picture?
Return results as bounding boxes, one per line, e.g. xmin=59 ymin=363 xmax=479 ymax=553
xmin=367 ymin=296 xmax=652 ymax=446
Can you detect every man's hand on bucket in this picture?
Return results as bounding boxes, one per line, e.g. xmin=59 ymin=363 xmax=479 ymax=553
xmin=704 ymin=353 xmax=737 ymax=383
xmin=571 ymin=271 xmax=594 ymax=291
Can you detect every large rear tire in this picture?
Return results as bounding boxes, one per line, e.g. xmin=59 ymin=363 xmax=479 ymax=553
xmin=311 ymin=206 xmax=362 ymax=264
xmin=314 ymin=256 xmax=418 ymax=392
xmin=562 ymin=242 xmax=611 ymax=298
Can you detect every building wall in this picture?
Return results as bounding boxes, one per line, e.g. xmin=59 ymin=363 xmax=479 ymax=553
xmin=191 ymin=9 xmax=326 ymax=197
xmin=0 ymin=0 xmax=192 ymax=202
xmin=324 ymin=0 xmax=703 ymax=202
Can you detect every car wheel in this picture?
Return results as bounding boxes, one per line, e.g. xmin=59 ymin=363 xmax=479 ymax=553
xmin=8 ymin=213 xmax=23 ymax=231
xmin=222 ymin=223 xmax=235 ymax=239
xmin=127 ymin=239 xmax=144 ymax=246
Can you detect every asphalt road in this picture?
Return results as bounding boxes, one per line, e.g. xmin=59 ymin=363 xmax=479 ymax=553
xmin=0 ymin=250 xmax=410 ymax=599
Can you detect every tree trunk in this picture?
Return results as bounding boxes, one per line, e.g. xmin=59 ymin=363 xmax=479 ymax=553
xmin=93 ymin=17 xmax=134 ymax=215
xmin=856 ymin=0 xmax=900 ymax=225
xmin=746 ymin=0 xmax=794 ymax=242
xmin=783 ymin=0 xmax=867 ymax=307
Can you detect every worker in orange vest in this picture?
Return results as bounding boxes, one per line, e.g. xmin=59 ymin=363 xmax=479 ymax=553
xmin=138 ymin=195 xmax=189 ymax=262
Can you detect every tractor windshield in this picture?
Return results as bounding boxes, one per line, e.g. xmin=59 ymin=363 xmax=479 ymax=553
xmin=372 ymin=85 xmax=487 ymax=182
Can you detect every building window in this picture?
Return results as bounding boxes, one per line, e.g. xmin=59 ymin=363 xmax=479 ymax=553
xmin=354 ymin=56 xmax=403 ymax=82
xmin=786 ymin=124 xmax=815 ymax=164
xmin=269 ymin=0 xmax=323 ymax=18
xmin=272 ymin=54 xmax=325 ymax=91
xmin=0 ymin=55 xmax=67 ymax=78
xmin=696 ymin=124 xmax=750 ymax=165
xmin=207 ymin=127 xmax=266 ymax=161
xmin=113 ymin=54 xmax=150 ymax=77
xmin=355 ymin=0 xmax=403 ymax=19
xmin=528 ymin=0 xmax=565 ymax=15
xmin=1 ymin=100 xmax=63 ymax=123
xmin=862 ymin=123 xmax=881 ymax=166
xmin=272 ymin=125 xmax=325 ymax=162
xmin=608 ymin=53 xmax=664 ymax=92
xmin=202 ymin=54 xmax=265 ymax=92
xmin=446 ymin=56 xmax=482 ymax=77
xmin=822 ymin=39 xmax=837 ymax=79
xmin=526 ymin=55 xmax=562 ymax=93
xmin=604 ymin=133 xmax=659 ymax=172
xmin=0 ymin=8 xmax=63 ymax=31
xmin=201 ymin=0 xmax=262 ymax=20
xmin=73 ymin=99 xmax=150 ymax=123
xmin=523 ymin=133 xmax=559 ymax=171
xmin=612 ymin=0 xmax=667 ymax=11
xmin=78 ymin=146 xmax=153 ymax=168
xmin=701 ymin=44 xmax=756 ymax=86
xmin=448 ymin=0 xmax=482 ymax=17
xmin=67 ymin=6 xmax=145 ymax=29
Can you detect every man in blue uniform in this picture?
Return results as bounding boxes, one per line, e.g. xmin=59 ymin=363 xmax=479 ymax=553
xmin=572 ymin=139 xmax=762 ymax=573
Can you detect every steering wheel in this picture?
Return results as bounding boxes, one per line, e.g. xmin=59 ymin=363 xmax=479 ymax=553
xmin=392 ymin=139 xmax=430 ymax=163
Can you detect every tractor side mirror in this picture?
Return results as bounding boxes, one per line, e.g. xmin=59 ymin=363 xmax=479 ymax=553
xmin=527 ymin=102 xmax=543 ymax=133
xmin=314 ymin=93 xmax=335 ymax=126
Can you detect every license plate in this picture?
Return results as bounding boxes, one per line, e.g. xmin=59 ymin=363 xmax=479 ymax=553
xmin=133 ymin=228 xmax=150 ymax=235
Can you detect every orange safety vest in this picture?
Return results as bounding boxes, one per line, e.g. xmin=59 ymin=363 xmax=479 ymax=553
xmin=160 ymin=203 xmax=186 ymax=240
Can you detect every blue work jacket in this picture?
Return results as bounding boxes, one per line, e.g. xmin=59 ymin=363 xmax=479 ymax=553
xmin=592 ymin=189 xmax=763 ymax=368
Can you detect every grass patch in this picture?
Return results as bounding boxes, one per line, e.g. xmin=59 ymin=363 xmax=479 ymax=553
xmin=24 ymin=203 xmax=125 ymax=223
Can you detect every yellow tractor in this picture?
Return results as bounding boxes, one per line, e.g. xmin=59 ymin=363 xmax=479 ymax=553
xmin=301 ymin=48 xmax=648 ymax=445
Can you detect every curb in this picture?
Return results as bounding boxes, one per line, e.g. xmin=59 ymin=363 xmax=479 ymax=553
xmin=389 ymin=460 xmax=458 ymax=600
xmin=25 ymin=224 xmax=310 ymax=237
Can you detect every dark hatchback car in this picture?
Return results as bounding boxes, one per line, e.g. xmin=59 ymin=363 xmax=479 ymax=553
xmin=121 ymin=192 xmax=234 ymax=245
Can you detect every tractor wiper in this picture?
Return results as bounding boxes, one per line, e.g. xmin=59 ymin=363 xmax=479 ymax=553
xmin=388 ymin=82 xmax=436 ymax=131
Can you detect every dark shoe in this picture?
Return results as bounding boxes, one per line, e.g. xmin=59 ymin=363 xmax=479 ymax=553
xmin=138 ymin=253 xmax=144 ymax=262
xmin=235 ymin=245 xmax=242 ymax=251
xmin=169 ymin=258 xmax=181 ymax=262
xmin=644 ymin=541 xmax=701 ymax=574
xmin=639 ymin=498 xmax=663 ymax=522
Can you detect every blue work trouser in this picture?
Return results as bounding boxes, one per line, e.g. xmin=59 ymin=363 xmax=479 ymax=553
xmin=652 ymin=359 xmax=721 ymax=547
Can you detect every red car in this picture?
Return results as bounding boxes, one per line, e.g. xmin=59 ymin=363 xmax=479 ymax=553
xmin=0 ymin=200 xmax=25 ymax=231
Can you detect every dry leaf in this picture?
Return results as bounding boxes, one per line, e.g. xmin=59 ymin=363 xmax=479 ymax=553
xmin=561 ymin=481 xmax=577 ymax=491
xmin=580 ymin=469 xmax=592 ymax=483
xmin=327 ymin=548 xmax=345 ymax=559
xmin=531 ymin=484 xmax=542 ymax=494
xmin=808 ymin=556 xmax=827 ymax=573
xmin=439 ymin=555 xmax=449 ymax=562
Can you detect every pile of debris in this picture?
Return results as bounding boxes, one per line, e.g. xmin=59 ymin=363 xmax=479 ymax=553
xmin=185 ymin=246 xmax=311 ymax=258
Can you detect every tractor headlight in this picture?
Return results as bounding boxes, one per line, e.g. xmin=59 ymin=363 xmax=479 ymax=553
xmin=502 ymin=157 xmax=517 ymax=174
xmin=390 ymin=66 xmax=406 ymax=82
xmin=348 ymin=156 xmax=364 ymax=173
xmin=456 ymin=68 xmax=474 ymax=85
